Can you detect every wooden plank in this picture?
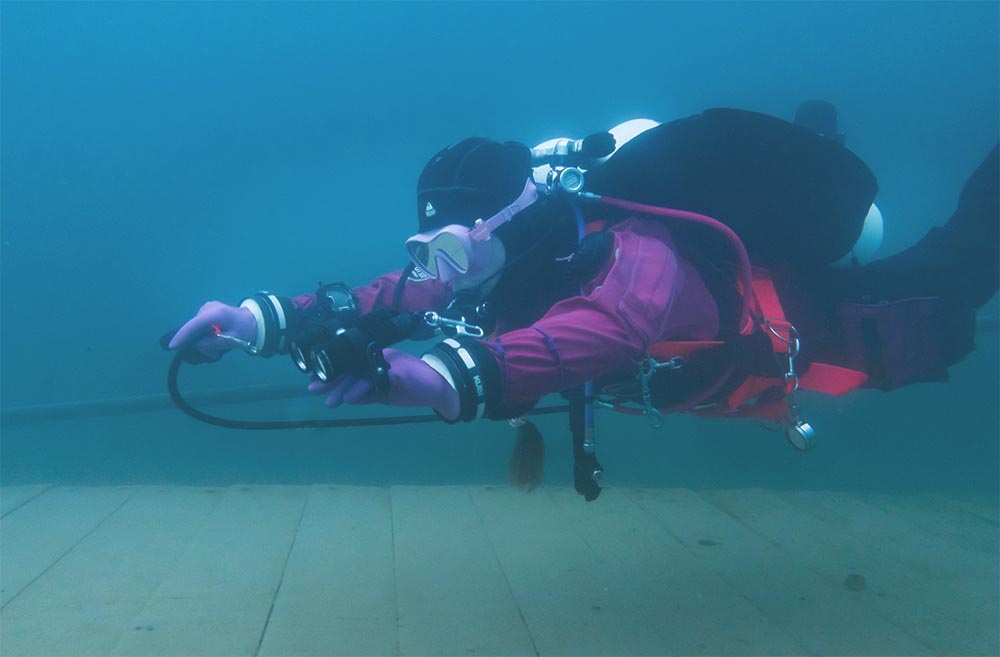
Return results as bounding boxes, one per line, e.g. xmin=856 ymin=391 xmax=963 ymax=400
xmin=256 ymin=486 xmax=398 ymax=657
xmin=776 ymin=489 xmax=998 ymax=654
xmin=468 ymin=485 xmax=675 ymax=656
xmin=860 ymin=493 xmax=999 ymax=554
xmin=109 ymin=485 xmax=308 ymax=657
xmin=0 ymin=486 xmax=135 ymax=608
xmin=628 ymin=487 xmax=934 ymax=656
xmin=931 ymin=494 xmax=1000 ymax=525
xmin=4 ymin=484 xmax=988 ymax=657
xmin=776 ymin=489 xmax=998 ymax=580
xmin=0 ymin=485 xmax=54 ymax=517
xmin=700 ymin=488 xmax=994 ymax=656
xmin=546 ymin=486 xmax=807 ymax=655
xmin=390 ymin=485 xmax=535 ymax=657
xmin=0 ymin=486 xmax=224 ymax=656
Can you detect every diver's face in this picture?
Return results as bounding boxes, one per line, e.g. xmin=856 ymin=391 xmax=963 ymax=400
xmin=447 ymin=235 xmax=506 ymax=296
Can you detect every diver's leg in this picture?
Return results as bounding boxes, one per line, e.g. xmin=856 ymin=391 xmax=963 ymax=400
xmin=936 ymin=143 xmax=999 ymax=307
xmin=868 ymin=144 xmax=998 ymax=306
xmin=818 ymin=145 xmax=998 ymax=375
xmin=789 ymin=147 xmax=1000 ymax=372
xmin=846 ymin=145 xmax=998 ymax=308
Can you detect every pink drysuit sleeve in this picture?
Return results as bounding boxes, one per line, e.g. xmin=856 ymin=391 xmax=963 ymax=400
xmin=291 ymin=269 xmax=452 ymax=317
xmin=484 ymin=218 xmax=720 ymax=408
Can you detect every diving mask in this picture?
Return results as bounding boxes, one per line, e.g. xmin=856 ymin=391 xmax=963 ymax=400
xmin=405 ymin=178 xmax=539 ymax=280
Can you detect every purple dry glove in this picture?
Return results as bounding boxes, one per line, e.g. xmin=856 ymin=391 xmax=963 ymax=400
xmin=167 ymin=301 xmax=258 ymax=359
xmin=308 ymin=348 xmax=460 ymax=420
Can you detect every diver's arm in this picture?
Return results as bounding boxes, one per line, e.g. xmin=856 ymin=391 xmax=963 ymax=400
xmin=287 ymin=269 xmax=451 ymax=317
xmin=421 ymin=220 xmax=720 ymax=421
xmin=169 ymin=260 xmax=453 ymax=361
xmin=350 ymin=269 xmax=452 ymax=315
xmin=237 ymin=269 xmax=453 ymax=355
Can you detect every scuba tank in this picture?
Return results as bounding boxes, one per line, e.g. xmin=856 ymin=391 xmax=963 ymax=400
xmin=534 ymin=108 xmax=881 ymax=270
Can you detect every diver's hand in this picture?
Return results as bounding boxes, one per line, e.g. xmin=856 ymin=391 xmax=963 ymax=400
xmin=308 ymin=348 xmax=460 ymax=420
xmin=167 ymin=301 xmax=258 ymax=360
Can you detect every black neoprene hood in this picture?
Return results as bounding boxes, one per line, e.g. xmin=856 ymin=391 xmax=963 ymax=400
xmin=416 ymin=138 xmax=533 ymax=233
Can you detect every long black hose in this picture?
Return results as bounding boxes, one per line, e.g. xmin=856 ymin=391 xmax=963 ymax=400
xmin=167 ymin=350 xmax=568 ymax=430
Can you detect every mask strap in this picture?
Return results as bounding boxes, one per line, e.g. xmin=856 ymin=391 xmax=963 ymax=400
xmin=391 ymin=262 xmax=414 ymax=310
xmin=469 ymin=178 xmax=539 ymax=241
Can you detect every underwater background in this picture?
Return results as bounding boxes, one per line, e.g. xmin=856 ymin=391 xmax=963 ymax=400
xmin=2 ymin=1 xmax=998 ymax=494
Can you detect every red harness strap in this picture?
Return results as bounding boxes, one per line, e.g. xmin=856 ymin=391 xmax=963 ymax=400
xmin=648 ymin=341 xmax=724 ymax=361
xmin=641 ymin=268 xmax=867 ymax=421
xmin=801 ymin=363 xmax=870 ymax=395
xmin=587 ymin=220 xmax=865 ymax=420
xmin=749 ymin=267 xmax=867 ymax=397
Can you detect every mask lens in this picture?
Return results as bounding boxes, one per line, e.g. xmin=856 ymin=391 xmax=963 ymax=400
xmin=406 ymin=227 xmax=472 ymax=278
xmin=428 ymin=231 xmax=470 ymax=272
xmin=406 ymin=241 xmax=437 ymax=276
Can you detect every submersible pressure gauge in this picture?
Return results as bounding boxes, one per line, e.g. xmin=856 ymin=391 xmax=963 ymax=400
xmin=785 ymin=414 xmax=816 ymax=451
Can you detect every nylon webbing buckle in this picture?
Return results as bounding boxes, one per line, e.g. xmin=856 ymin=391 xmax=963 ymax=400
xmin=638 ymin=355 xmax=685 ymax=428
xmin=423 ymin=311 xmax=485 ymax=338
xmin=766 ymin=321 xmax=800 ymax=393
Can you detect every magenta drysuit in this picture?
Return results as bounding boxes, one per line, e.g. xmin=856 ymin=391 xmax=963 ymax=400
xmin=297 ymin=218 xmax=720 ymax=411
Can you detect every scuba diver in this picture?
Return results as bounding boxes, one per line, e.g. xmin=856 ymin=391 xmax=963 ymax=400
xmin=167 ymin=104 xmax=999 ymax=501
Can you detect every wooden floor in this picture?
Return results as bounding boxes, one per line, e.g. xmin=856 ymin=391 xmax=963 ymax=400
xmin=0 ymin=485 xmax=996 ymax=657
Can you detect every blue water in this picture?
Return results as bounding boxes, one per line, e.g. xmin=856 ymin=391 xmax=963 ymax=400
xmin=1 ymin=1 xmax=997 ymax=494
